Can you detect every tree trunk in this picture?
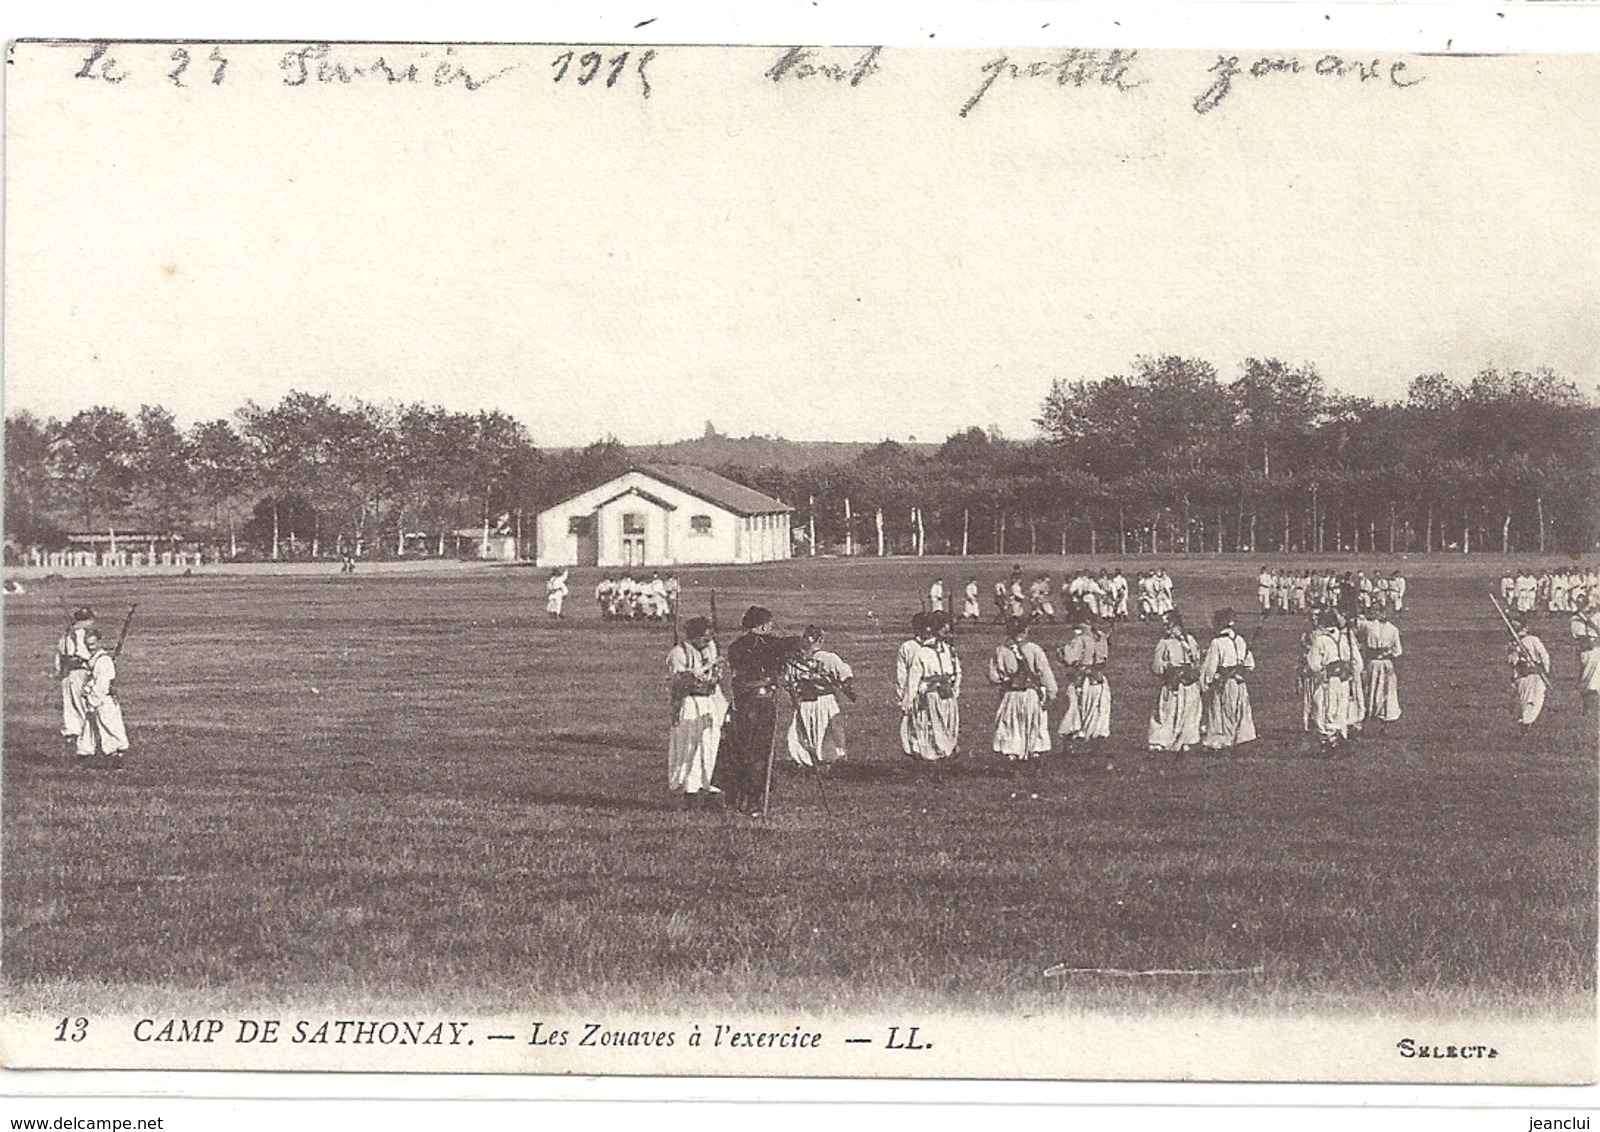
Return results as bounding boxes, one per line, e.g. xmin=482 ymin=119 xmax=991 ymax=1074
xmin=998 ymin=510 xmax=1006 ymax=556
xmin=875 ymin=508 xmax=885 ymax=557
xmin=1502 ymin=513 xmax=1511 ymax=555
xmin=1089 ymin=526 xmax=1097 ymax=555
xmin=1388 ymin=501 xmax=1396 ymax=553
xmin=272 ymin=502 xmax=281 ymax=561
xmin=844 ymin=497 xmax=853 ymax=557
xmin=809 ymin=496 xmax=817 ymax=556
xmin=962 ymin=508 xmax=970 ymax=556
xmin=1426 ymin=503 xmax=1434 ymax=553
xmin=916 ymin=507 xmax=926 ymax=556
xmin=1118 ymin=505 xmax=1127 ymax=555
xmin=1029 ymin=516 xmax=1038 ymax=556
xmin=1536 ymin=496 xmax=1546 ymax=553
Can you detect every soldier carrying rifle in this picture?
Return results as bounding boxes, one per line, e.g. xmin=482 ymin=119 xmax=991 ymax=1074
xmin=76 ymin=627 xmax=131 ymax=770
xmin=54 ymin=606 xmax=96 ymax=755
xmin=1505 ymin=610 xmax=1552 ymax=737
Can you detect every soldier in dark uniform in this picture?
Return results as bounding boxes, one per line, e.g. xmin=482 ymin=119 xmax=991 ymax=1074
xmin=712 ymin=606 xmax=802 ymax=817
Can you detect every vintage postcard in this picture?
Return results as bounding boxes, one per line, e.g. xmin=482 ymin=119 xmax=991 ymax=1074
xmin=2 ymin=34 xmax=1597 ymax=1091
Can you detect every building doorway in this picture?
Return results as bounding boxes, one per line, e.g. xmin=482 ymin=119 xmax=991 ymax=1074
xmin=622 ymin=511 xmax=647 ymax=566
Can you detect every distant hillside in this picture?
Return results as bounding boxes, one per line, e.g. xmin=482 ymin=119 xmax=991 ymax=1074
xmin=626 ymin=434 xmax=936 ymax=471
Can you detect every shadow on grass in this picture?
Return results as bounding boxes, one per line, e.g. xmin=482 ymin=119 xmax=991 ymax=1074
xmin=2 ymin=722 xmax=71 ymax=766
xmin=543 ymin=730 xmax=649 ymax=754
xmin=500 ymin=785 xmax=664 ymax=813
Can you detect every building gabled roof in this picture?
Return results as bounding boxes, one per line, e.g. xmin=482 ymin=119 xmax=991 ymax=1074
xmin=634 ymin=464 xmax=792 ymax=516
xmin=594 ymin=486 xmax=679 ymax=512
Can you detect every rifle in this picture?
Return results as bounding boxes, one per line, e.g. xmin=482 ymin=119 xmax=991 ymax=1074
xmin=1490 ymin=593 xmax=1552 ymax=692
xmin=113 ymin=604 xmax=138 ymax=660
xmin=709 ymin=589 xmax=720 ymax=640
xmin=671 ymin=595 xmax=681 ymax=649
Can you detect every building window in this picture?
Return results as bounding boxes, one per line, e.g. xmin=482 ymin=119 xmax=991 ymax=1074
xmin=623 ymin=512 xmax=647 ymax=535
xmin=568 ymin=515 xmax=592 ymax=536
xmin=690 ymin=514 xmax=713 ymax=536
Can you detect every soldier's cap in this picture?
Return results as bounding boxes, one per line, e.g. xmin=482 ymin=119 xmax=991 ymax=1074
xmin=928 ymin=611 xmax=950 ymax=631
xmin=1212 ymin=608 xmax=1236 ymax=630
xmin=684 ymin=616 xmax=712 ymax=638
xmin=741 ymin=605 xmax=773 ymax=630
xmin=1068 ymin=611 xmax=1090 ymax=628
xmin=911 ymin=611 xmax=931 ymax=635
xmin=1005 ymin=615 xmax=1031 ymax=637
xmin=803 ymin=624 xmax=824 ymax=643
xmin=71 ymin=607 xmax=95 ymax=623
xmin=1317 ymin=609 xmax=1340 ymax=628
xmin=83 ymin=627 xmax=103 ymax=644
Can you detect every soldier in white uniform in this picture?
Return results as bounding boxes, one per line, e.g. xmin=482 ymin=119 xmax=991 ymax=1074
xmin=545 ymin=568 xmax=570 ymax=618
xmin=1358 ymin=608 xmax=1403 ymax=726
xmin=1199 ymin=608 xmax=1256 ymax=750
xmin=1570 ymin=594 xmax=1600 ymax=716
xmin=1147 ymin=614 xmax=1202 ymax=752
xmin=1304 ymin=610 xmax=1357 ymax=754
xmin=784 ymin=626 xmax=856 ymax=769
xmin=988 ymin=617 xmax=1057 ymax=781
xmin=55 ymin=607 xmax=96 ymax=753
xmin=961 ymin=579 xmax=982 ymax=621
xmin=899 ymin=613 xmax=961 ymax=767
xmin=1506 ymin=613 xmax=1551 ymax=735
xmin=77 ymin=628 xmax=131 ymax=768
xmin=666 ymin=617 xmax=728 ymax=808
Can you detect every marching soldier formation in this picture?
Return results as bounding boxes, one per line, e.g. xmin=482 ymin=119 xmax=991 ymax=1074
xmin=642 ymin=560 xmax=1600 ymax=814
xmin=1499 ymin=565 xmax=1599 ymax=617
xmin=595 ymin=572 xmax=679 ymax=622
xmin=1257 ymin=567 xmax=1408 ymax=616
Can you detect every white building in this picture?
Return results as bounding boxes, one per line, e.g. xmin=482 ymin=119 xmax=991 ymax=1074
xmin=536 ymin=465 xmax=793 ymax=568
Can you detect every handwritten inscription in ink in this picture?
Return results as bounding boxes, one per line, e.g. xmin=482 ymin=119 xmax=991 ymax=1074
xmin=959 ymin=50 xmax=1146 ymax=118
xmin=1194 ymin=54 xmax=1424 ymax=114
xmin=63 ymin=42 xmax=1426 ymax=117
xmin=550 ymin=49 xmax=658 ymax=98
xmin=766 ymin=47 xmax=883 ymax=87
xmin=280 ymin=45 xmax=518 ymax=91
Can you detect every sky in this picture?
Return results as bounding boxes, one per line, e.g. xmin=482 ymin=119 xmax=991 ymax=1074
xmin=6 ymin=39 xmax=1598 ymax=446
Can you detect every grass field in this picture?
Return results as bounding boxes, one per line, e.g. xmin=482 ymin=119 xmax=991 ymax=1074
xmin=3 ymin=556 xmax=1595 ymax=1021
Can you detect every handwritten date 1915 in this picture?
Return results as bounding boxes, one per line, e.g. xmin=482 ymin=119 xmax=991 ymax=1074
xmin=551 ymin=50 xmax=658 ymax=99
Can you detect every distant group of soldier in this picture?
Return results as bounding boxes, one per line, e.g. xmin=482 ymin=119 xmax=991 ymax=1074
xmin=1257 ymin=567 xmax=1407 ymax=616
xmin=1498 ymin=566 xmax=1599 ymax=617
xmin=53 ymin=606 xmax=131 ymax=769
xmin=924 ymin=565 xmax=1174 ymax=628
xmin=590 ymin=571 xmax=680 ymax=622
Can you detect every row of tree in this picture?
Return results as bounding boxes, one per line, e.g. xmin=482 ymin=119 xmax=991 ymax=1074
xmin=6 ymin=358 xmax=1597 ymax=560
